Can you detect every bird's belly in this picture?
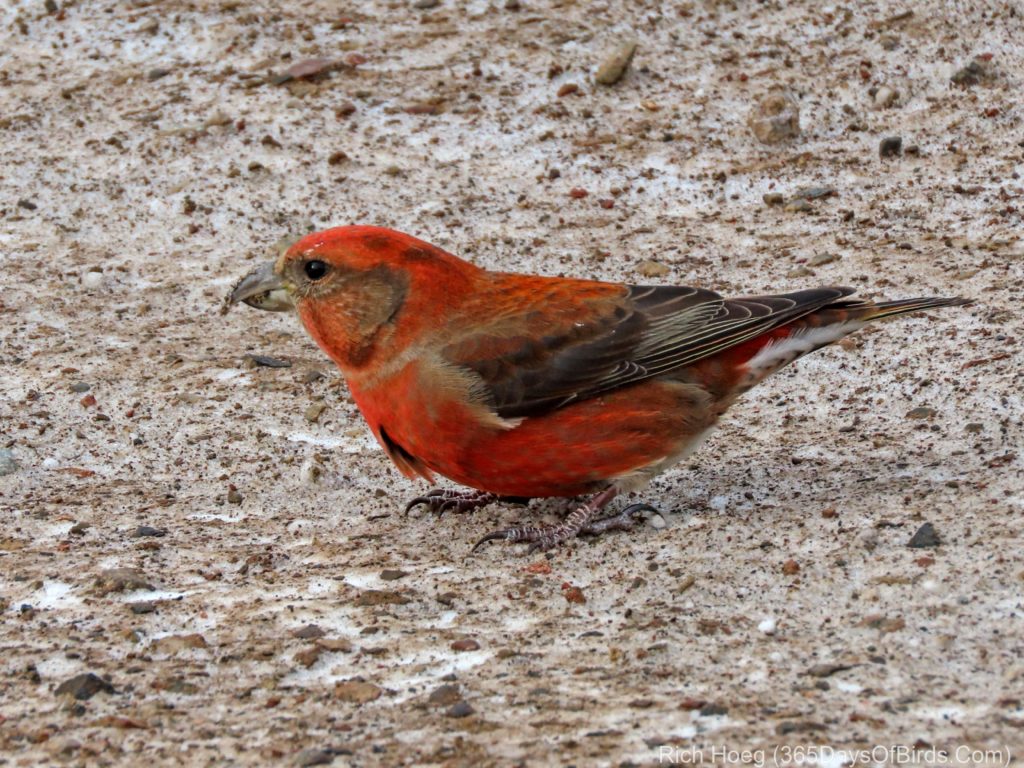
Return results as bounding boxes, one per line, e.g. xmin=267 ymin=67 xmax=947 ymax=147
xmin=413 ymin=379 xmax=717 ymax=498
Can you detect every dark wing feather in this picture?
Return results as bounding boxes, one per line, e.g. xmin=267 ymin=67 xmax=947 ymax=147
xmin=447 ymin=283 xmax=855 ymax=419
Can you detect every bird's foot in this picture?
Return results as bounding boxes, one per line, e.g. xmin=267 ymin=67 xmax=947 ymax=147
xmin=580 ymin=503 xmax=659 ymax=536
xmin=473 ymin=487 xmax=623 ymax=553
xmin=405 ymin=489 xmax=499 ymax=516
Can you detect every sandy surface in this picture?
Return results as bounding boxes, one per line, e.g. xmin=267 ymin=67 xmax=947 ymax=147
xmin=1 ymin=0 xmax=1022 ymax=765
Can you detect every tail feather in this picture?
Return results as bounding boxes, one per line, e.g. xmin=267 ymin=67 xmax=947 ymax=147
xmin=859 ymin=296 xmax=974 ymax=321
xmin=736 ymin=294 xmax=973 ymax=390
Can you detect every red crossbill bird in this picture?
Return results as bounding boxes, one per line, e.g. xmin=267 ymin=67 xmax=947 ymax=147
xmin=228 ymin=226 xmax=971 ymax=552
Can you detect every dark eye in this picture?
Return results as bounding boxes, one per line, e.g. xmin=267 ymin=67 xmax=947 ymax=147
xmin=304 ymin=260 xmax=329 ymax=280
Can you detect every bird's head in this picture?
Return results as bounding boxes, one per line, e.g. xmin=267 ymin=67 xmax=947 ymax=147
xmin=227 ymin=225 xmax=479 ymax=373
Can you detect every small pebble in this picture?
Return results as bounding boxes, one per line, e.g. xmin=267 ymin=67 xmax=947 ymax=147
xmin=791 ymin=186 xmax=836 ymax=201
xmin=294 ymin=748 xmax=335 ymax=767
xmin=0 ymin=449 xmax=18 ymax=477
xmin=82 ymin=271 xmax=105 ymax=290
xmin=636 ymin=259 xmax=670 ymax=278
xmin=809 ymin=253 xmax=839 ymax=267
xmin=748 ymin=90 xmax=800 ymax=144
xmin=133 ymin=526 xmax=166 ymax=538
xmin=873 ymin=86 xmax=898 ymax=109
xmin=299 ymin=457 xmax=323 ymax=485
xmin=305 ymin=402 xmax=327 ymax=423
xmin=93 ymin=567 xmax=153 ymax=595
xmin=879 ymin=136 xmax=903 ymax=158
xmin=428 ymin=684 xmax=461 ymax=707
xmin=55 ymin=672 xmax=115 ymax=700
xmin=247 ymin=354 xmax=291 ymax=368
xmin=907 ymin=522 xmax=940 ymax=549
xmin=879 ymin=34 xmax=900 ymax=51
xmin=808 ymin=663 xmax=854 ymax=678
xmin=291 ymin=624 xmax=326 ymax=639
xmin=951 ymin=57 xmax=992 ymax=87
xmin=563 ymin=585 xmax=586 ymax=604
xmin=446 ymin=700 xmax=474 ymax=718
xmin=763 ymin=193 xmax=785 ymax=206
xmin=594 ymin=40 xmax=638 ymax=86
xmin=333 ymin=680 xmax=382 ymax=703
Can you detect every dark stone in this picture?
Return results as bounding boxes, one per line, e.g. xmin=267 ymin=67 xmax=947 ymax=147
xmin=291 ymin=624 xmax=326 ymax=640
xmin=699 ymin=703 xmax=728 ymax=716
xmin=879 ymin=136 xmax=903 ymax=158
xmin=446 ymin=700 xmax=474 ymax=718
xmin=907 ymin=522 xmax=940 ymax=548
xmin=247 ymin=354 xmax=292 ymax=368
xmin=951 ymin=58 xmax=991 ymax=87
xmin=428 ymin=683 xmax=461 ymax=707
xmin=55 ymin=672 xmax=115 ymax=700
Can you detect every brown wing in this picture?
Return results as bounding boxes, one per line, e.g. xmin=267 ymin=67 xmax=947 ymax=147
xmin=444 ymin=281 xmax=856 ymax=419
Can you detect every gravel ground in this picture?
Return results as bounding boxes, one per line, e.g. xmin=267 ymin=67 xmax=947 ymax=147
xmin=1 ymin=0 xmax=1022 ymax=766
